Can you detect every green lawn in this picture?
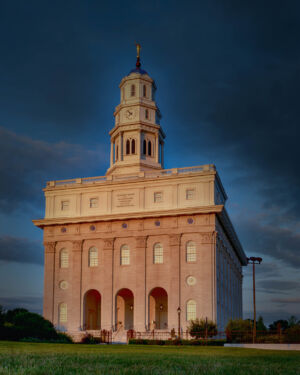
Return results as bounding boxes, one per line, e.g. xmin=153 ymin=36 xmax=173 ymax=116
xmin=0 ymin=341 xmax=299 ymax=375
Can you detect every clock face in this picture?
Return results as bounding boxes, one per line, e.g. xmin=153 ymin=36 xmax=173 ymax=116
xmin=186 ymin=276 xmax=196 ymax=286
xmin=125 ymin=109 xmax=135 ymax=120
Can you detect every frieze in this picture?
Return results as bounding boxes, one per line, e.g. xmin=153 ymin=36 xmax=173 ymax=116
xmin=136 ymin=236 xmax=147 ymax=248
xmin=72 ymin=240 xmax=83 ymax=252
xmin=44 ymin=242 xmax=56 ymax=253
xmin=104 ymin=238 xmax=115 ymax=250
xmin=169 ymin=234 xmax=181 ymax=246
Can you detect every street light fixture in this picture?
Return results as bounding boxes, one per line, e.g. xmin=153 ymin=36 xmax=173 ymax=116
xmin=247 ymin=256 xmax=262 ymax=344
xmin=177 ymin=306 xmax=181 ymax=339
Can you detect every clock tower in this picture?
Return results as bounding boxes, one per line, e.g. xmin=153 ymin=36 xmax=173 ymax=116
xmin=106 ymin=45 xmax=165 ymax=176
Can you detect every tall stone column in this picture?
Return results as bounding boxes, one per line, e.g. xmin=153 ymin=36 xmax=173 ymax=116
xmin=102 ymin=238 xmax=115 ymax=330
xmin=71 ymin=240 xmax=83 ymax=331
xmin=135 ymin=236 xmax=147 ymax=331
xmin=43 ymin=241 xmax=56 ymax=323
xmin=169 ymin=234 xmax=182 ymax=331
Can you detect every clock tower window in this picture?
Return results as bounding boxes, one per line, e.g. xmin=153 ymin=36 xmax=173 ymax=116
xmin=143 ymin=139 xmax=146 ymax=155
xmin=143 ymin=85 xmax=146 ymax=97
xmin=131 ymin=84 xmax=135 ymax=97
xmin=148 ymin=140 xmax=152 ymax=156
xmin=145 ymin=109 xmax=149 ymax=119
xmin=126 ymin=139 xmax=130 ymax=155
xmin=131 ymin=139 xmax=136 ymax=154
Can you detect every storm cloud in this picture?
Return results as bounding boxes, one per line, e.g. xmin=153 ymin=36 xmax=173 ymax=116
xmin=0 ymin=235 xmax=43 ymax=265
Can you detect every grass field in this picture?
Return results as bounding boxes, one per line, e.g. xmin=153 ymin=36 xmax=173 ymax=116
xmin=0 ymin=341 xmax=299 ymax=375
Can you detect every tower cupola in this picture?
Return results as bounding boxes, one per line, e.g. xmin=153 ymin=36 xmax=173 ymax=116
xmin=106 ymin=44 xmax=165 ymax=175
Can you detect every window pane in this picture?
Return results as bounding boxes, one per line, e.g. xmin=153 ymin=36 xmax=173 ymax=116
xmin=61 ymin=201 xmax=69 ymax=210
xmin=131 ymin=85 xmax=135 ymax=96
xmin=154 ymin=243 xmax=163 ymax=264
xmin=154 ymin=192 xmax=163 ymax=203
xmin=89 ymin=247 xmax=98 ymax=267
xmin=60 ymin=249 xmax=68 ymax=268
xmin=187 ymin=300 xmax=196 ymax=321
xmin=59 ymin=303 xmax=67 ymax=323
xmin=121 ymin=245 xmax=130 ymax=265
xmin=186 ymin=189 xmax=195 ymax=200
xmin=90 ymin=198 xmax=98 ymax=208
xmin=186 ymin=241 xmax=196 ymax=262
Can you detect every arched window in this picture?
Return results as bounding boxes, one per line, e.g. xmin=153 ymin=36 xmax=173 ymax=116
xmin=60 ymin=249 xmax=68 ymax=268
xmin=126 ymin=139 xmax=130 ymax=155
xmin=148 ymin=140 xmax=152 ymax=156
xmin=186 ymin=300 xmax=196 ymax=321
xmin=153 ymin=243 xmax=163 ymax=264
xmin=131 ymin=84 xmax=135 ymax=97
xmin=143 ymin=139 xmax=147 ymax=155
xmin=143 ymin=84 xmax=146 ymax=97
xmin=120 ymin=245 xmax=130 ymax=265
xmin=186 ymin=241 xmax=196 ymax=262
xmin=131 ymin=139 xmax=136 ymax=154
xmin=145 ymin=109 xmax=149 ymax=119
xmin=89 ymin=247 xmax=98 ymax=267
xmin=116 ymin=145 xmax=119 ymax=161
xmin=59 ymin=303 xmax=67 ymax=323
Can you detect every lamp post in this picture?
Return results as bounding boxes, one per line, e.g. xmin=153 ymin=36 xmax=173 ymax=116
xmin=177 ymin=307 xmax=181 ymax=339
xmin=247 ymin=256 xmax=262 ymax=344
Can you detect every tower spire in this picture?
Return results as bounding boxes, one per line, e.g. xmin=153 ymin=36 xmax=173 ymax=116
xmin=135 ymin=42 xmax=141 ymax=68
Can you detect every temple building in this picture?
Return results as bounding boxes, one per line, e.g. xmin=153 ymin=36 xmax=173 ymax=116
xmin=33 ymin=47 xmax=247 ymax=341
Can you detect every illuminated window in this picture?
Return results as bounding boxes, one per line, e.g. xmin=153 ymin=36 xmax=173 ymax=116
xmin=145 ymin=109 xmax=149 ymax=119
xmin=143 ymin=84 xmax=146 ymax=97
xmin=90 ymin=198 xmax=98 ymax=208
xmin=153 ymin=243 xmax=163 ymax=264
xmin=61 ymin=200 xmax=69 ymax=211
xmin=89 ymin=247 xmax=98 ymax=267
xmin=186 ymin=241 xmax=196 ymax=262
xmin=186 ymin=189 xmax=195 ymax=200
xmin=154 ymin=192 xmax=163 ymax=203
xmin=120 ymin=245 xmax=130 ymax=265
xmin=60 ymin=249 xmax=69 ymax=268
xmin=59 ymin=303 xmax=67 ymax=323
xmin=186 ymin=300 xmax=196 ymax=321
xmin=131 ymin=84 xmax=135 ymax=96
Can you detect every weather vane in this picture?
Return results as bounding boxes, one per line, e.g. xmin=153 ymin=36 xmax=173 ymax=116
xmin=135 ymin=42 xmax=141 ymax=68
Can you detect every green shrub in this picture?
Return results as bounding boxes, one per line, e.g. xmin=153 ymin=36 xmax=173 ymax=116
xmin=188 ymin=318 xmax=217 ymax=339
xmin=128 ymin=338 xmax=225 ymax=346
xmin=285 ymin=325 xmax=300 ymax=343
xmin=226 ymin=319 xmax=252 ymax=343
xmin=80 ymin=333 xmax=101 ymax=344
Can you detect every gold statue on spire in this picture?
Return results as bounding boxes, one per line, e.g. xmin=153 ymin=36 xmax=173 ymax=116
xmin=135 ymin=42 xmax=141 ymax=58
xmin=135 ymin=42 xmax=141 ymax=68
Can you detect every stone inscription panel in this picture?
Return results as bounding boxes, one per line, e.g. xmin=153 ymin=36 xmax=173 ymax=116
xmin=116 ymin=193 xmax=135 ymax=207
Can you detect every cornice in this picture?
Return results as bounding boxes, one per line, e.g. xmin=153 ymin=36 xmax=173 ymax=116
xmin=33 ymin=205 xmax=223 ymax=228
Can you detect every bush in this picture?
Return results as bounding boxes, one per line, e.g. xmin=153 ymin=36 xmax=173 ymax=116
xmin=226 ymin=319 xmax=252 ymax=343
xmin=188 ymin=318 xmax=217 ymax=339
xmin=285 ymin=325 xmax=300 ymax=343
xmin=128 ymin=338 xmax=225 ymax=346
xmin=80 ymin=333 xmax=101 ymax=344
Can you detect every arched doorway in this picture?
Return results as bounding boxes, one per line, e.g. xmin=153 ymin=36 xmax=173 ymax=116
xmin=84 ymin=289 xmax=101 ymax=330
xmin=149 ymin=287 xmax=168 ymax=330
xmin=115 ymin=288 xmax=134 ymax=330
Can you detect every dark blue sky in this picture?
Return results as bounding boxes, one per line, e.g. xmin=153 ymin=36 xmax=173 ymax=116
xmin=0 ymin=0 xmax=299 ymax=324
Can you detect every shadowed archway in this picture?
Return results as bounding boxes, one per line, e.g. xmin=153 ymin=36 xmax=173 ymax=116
xmin=83 ymin=289 xmax=101 ymax=330
xmin=115 ymin=288 xmax=134 ymax=330
xmin=149 ymin=287 xmax=168 ymax=330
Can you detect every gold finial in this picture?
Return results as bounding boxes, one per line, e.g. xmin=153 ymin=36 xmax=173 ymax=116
xmin=135 ymin=42 xmax=141 ymax=68
xmin=135 ymin=42 xmax=141 ymax=58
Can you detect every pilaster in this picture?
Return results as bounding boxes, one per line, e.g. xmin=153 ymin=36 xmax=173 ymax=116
xmin=43 ymin=241 xmax=56 ymax=323
xmin=135 ymin=236 xmax=147 ymax=331
xmin=102 ymin=238 xmax=115 ymax=330
xmin=71 ymin=240 xmax=83 ymax=331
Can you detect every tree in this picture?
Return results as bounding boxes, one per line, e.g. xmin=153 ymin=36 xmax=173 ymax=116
xmin=256 ymin=316 xmax=267 ymax=333
xmin=269 ymin=319 xmax=289 ymax=332
xmin=188 ymin=318 xmax=217 ymax=339
xmin=226 ymin=319 xmax=252 ymax=343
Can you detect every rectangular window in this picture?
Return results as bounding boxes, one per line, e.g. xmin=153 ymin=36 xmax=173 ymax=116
xmin=154 ymin=192 xmax=163 ymax=203
xmin=61 ymin=200 xmax=69 ymax=211
xmin=154 ymin=246 xmax=163 ymax=264
xmin=186 ymin=189 xmax=195 ymax=200
xmin=59 ymin=304 xmax=67 ymax=323
xmin=90 ymin=198 xmax=98 ymax=208
xmin=121 ymin=248 xmax=130 ymax=265
xmin=187 ymin=302 xmax=196 ymax=321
